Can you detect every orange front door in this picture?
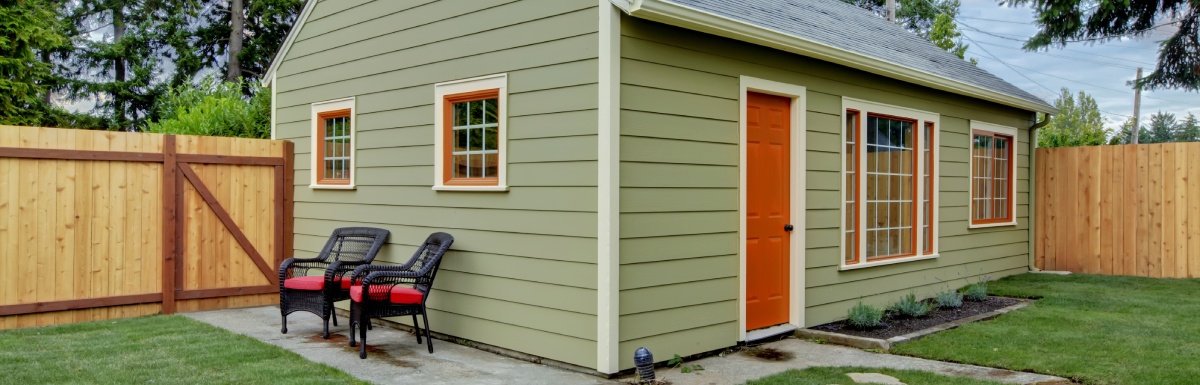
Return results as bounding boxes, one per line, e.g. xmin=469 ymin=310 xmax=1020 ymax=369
xmin=746 ymin=92 xmax=791 ymax=330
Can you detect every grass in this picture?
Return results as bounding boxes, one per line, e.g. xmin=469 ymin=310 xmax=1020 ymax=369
xmin=891 ymin=273 xmax=1200 ymax=385
xmin=0 ymin=315 xmax=367 ymax=384
xmin=745 ymin=366 xmax=1006 ymax=385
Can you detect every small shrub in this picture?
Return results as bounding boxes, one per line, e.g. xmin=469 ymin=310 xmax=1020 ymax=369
xmin=935 ymin=291 xmax=964 ymax=308
xmin=846 ymin=301 xmax=884 ymax=329
xmin=961 ymin=283 xmax=988 ymax=301
xmin=890 ymin=292 xmax=934 ymax=318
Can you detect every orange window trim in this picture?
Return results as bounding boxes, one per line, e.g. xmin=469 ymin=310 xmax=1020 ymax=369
xmin=316 ymin=108 xmax=351 ymax=185
xmin=847 ymin=111 xmax=927 ymax=264
xmin=845 ymin=109 xmax=861 ymax=265
xmin=442 ymin=89 xmax=501 ymax=186
xmin=970 ymin=130 xmax=1015 ymax=225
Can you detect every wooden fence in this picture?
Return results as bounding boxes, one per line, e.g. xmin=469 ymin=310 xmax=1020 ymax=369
xmin=0 ymin=126 xmax=294 ymax=329
xmin=1035 ymin=143 xmax=1200 ymax=278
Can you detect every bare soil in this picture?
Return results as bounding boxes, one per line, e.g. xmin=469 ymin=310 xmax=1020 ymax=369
xmin=810 ymin=296 xmax=1022 ymax=340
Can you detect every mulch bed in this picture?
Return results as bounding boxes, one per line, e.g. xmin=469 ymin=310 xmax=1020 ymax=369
xmin=810 ymin=296 xmax=1022 ymax=340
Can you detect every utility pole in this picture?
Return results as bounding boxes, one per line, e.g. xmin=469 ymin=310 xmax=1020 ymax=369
xmin=1132 ymin=67 xmax=1142 ymax=144
xmin=887 ymin=0 xmax=896 ymax=22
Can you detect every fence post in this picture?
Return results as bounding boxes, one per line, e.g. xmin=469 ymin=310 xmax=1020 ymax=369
xmin=161 ymin=135 xmax=177 ymax=314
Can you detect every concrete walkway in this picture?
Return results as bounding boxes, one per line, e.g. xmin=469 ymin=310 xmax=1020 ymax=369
xmin=654 ymin=338 xmax=1068 ymax=385
xmin=185 ymin=306 xmax=1067 ymax=385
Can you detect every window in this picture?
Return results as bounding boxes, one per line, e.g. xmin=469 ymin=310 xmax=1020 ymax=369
xmin=969 ymin=122 xmax=1018 ymax=227
xmin=434 ymin=74 xmax=508 ymax=191
xmin=843 ymin=99 xmax=938 ymax=268
xmin=310 ymin=98 xmax=355 ymax=189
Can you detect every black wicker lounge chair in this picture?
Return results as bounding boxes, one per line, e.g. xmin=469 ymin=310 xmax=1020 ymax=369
xmin=348 ymin=232 xmax=453 ymax=358
xmin=278 ymin=227 xmax=390 ymax=338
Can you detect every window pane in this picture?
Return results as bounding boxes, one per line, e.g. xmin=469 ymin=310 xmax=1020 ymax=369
xmin=468 ymin=100 xmax=484 ymax=125
xmin=484 ymin=126 xmax=498 ymax=151
xmin=454 ymin=102 xmax=467 ymax=126
xmin=453 ymin=155 xmax=469 ymax=179
xmin=454 ymin=129 xmax=468 ymax=152
xmin=467 ymin=153 xmax=484 ymax=177
xmin=484 ymin=98 xmax=498 ymax=125
xmin=468 ymin=128 xmax=483 ymax=151
xmin=483 ymin=153 xmax=498 ymax=178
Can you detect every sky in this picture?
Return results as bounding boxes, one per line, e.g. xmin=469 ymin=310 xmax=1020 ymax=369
xmin=956 ymin=0 xmax=1198 ymax=130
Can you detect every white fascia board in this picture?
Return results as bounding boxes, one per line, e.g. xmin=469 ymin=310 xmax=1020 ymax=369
xmin=624 ymin=0 xmax=1056 ymax=114
xmin=261 ymin=0 xmax=317 ymax=87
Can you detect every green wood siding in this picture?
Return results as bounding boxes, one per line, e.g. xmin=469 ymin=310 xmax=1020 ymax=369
xmin=616 ymin=14 xmax=1035 ymax=368
xmin=276 ymin=0 xmax=600 ymax=369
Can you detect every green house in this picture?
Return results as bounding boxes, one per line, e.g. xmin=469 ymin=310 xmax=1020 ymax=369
xmin=265 ymin=0 xmax=1055 ymax=375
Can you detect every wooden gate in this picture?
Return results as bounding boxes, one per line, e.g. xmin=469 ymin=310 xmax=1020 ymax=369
xmin=0 ymin=126 xmax=294 ymax=329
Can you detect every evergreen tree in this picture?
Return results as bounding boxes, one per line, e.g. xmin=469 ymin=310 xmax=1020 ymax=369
xmin=1037 ymin=88 xmax=1109 ymax=147
xmin=194 ymin=0 xmax=305 ymax=85
xmin=1109 ymin=118 xmax=1138 ymax=145
xmin=1142 ymin=111 xmax=1179 ymax=144
xmin=0 ymin=0 xmax=70 ymax=125
xmin=1003 ymin=0 xmax=1199 ymax=91
xmin=1176 ymin=113 xmax=1200 ymax=142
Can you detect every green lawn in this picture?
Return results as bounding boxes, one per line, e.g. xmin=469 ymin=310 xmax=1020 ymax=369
xmin=0 ymin=315 xmax=367 ymax=384
xmin=892 ymin=273 xmax=1200 ymax=385
xmin=746 ymin=367 xmax=1006 ymax=385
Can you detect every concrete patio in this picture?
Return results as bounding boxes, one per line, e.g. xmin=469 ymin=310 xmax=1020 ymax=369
xmin=184 ymin=306 xmax=1067 ymax=385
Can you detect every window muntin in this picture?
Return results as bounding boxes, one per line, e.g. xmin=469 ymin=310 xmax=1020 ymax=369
xmin=446 ymin=90 xmax=500 ymax=184
xmin=318 ymin=110 xmax=351 ymax=184
xmin=843 ymin=100 xmax=937 ymax=268
xmin=971 ymin=130 xmax=1014 ymax=224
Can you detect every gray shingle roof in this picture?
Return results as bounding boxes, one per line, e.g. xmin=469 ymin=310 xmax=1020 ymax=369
xmin=661 ymin=0 xmax=1053 ymax=111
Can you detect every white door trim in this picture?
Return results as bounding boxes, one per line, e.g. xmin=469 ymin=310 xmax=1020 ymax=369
xmin=738 ymin=76 xmax=807 ymax=341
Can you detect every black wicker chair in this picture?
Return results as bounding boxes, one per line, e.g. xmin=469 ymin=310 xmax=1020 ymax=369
xmin=348 ymin=232 xmax=453 ymax=358
xmin=279 ymin=227 xmax=390 ymax=338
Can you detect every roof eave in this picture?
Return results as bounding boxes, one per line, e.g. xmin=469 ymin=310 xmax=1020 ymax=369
xmin=261 ymin=0 xmax=317 ymax=87
xmin=622 ymin=0 xmax=1056 ymax=114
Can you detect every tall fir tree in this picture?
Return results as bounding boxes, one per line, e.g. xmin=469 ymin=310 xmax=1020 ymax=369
xmin=0 ymin=0 xmax=70 ymax=125
xmin=194 ymin=0 xmax=304 ymax=85
xmin=1142 ymin=111 xmax=1179 ymax=144
xmin=1176 ymin=113 xmax=1200 ymax=142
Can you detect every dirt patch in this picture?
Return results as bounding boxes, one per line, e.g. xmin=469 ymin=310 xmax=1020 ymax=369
xmin=742 ymin=346 xmax=795 ymax=362
xmin=810 ymin=296 xmax=1022 ymax=340
xmin=304 ymin=333 xmax=421 ymax=368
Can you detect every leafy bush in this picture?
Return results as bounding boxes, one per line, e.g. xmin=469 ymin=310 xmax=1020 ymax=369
xmin=846 ymin=301 xmax=884 ymax=329
xmin=935 ymin=290 xmax=963 ymax=309
xmin=890 ymin=292 xmax=934 ymax=318
xmin=145 ymin=76 xmax=270 ymax=138
xmin=961 ymin=283 xmax=988 ymax=302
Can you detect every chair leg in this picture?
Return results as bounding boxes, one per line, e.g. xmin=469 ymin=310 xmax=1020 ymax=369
xmin=281 ymin=314 xmax=288 ymax=334
xmin=412 ymin=314 xmax=422 ymax=344
xmin=358 ymin=312 xmax=369 ymax=359
xmin=348 ymin=303 xmax=358 ymax=347
xmin=421 ymin=310 xmax=433 ymax=353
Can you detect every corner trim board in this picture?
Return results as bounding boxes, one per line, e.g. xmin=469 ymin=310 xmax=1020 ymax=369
xmin=597 ymin=0 xmax=622 ymax=374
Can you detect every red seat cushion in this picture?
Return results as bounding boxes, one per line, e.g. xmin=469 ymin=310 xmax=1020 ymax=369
xmin=350 ymin=285 xmax=424 ymax=304
xmin=283 ymin=276 xmax=357 ymax=291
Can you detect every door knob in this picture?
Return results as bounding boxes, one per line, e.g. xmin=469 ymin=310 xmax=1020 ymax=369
xmin=784 ymin=224 xmax=794 ymax=232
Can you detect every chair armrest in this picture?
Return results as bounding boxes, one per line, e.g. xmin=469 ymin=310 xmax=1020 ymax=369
xmin=326 ymin=260 xmax=368 ymax=281
xmin=351 ymin=264 xmax=415 ymax=282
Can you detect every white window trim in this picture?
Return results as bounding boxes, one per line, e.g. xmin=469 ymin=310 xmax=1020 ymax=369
xmin=433 ymin=73 xmax=509 ymax=192
xmin=968 ymin=121 xmax=1019 ymax=228
xmin=310 ymin=97 xmax=356 ymax=190
xmin=840 ymin=98 xmax=940 ymax=270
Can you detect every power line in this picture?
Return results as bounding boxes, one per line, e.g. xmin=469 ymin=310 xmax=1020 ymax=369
xmin=960 ymin=27 xmax=1158 ymax=66
xmin=971 ymin=41 xmax=1142 ymax=70
xmin=1001 ymin=61 xmax=1192 ymax=105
